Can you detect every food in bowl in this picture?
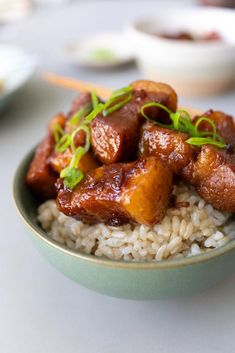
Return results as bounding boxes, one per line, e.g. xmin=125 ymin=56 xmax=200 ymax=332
xmin=157 ymin=30 xmax=222 ymax=42
xmin=25 ymin=80 xmax=235 ymax=262
xmin=126 ymin=8 xmax=235 ymax=95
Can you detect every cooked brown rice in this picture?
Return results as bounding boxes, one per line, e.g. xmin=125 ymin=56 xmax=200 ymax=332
xmin=37 ymin=183 xmax=235 ymax=262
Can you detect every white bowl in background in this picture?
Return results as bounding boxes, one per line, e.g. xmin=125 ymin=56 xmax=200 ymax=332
xmin=126 ymin=7 xmax=235 ymax=96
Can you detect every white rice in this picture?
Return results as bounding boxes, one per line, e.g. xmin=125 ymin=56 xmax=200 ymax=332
xmin=37 ymin=183 xmax=235 ymax=262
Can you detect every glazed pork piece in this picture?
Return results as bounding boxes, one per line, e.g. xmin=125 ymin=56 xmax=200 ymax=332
xmin=131 ymin=80 xmax=177 ymax=117
xmin=193 ymin=110 xmax=235 ymax=150
xmin=139 ymin=122 xmax=198 ymax=174
xmin=50 ymin=149 xmax=99 ymax=174
xmin=49 ymin=93 xmax=97 ymax=174
xmin=26 ymin=94 xmax=96 ymax=200
xmin=187 ymin=146 xmax=235 ymax=212
xmin=90 ymin=80 xmax=177 ymax=164
xmin=56 ymin=157 xmax=173 ymax=226
xmin=62 ymin=93 xmax=94 ymax=147
xmin=26 ymin=113 xmax=67 ymax=199
xmin=26 ymin=136 xmax=58 ymax=200
xmin=139 ymin=112 xmax=235 ymax=212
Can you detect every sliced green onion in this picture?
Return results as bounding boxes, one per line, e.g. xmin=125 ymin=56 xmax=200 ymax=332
xmin=102 ymin=86 xmax=133 ymax=116
xmin=68 ymin=105 xmax=92 ymax=126
xmin=57 ymin=104 xmax=103 ymax=190
xmin=57 ymin=86 xmax=133 ymax=190
xmin=52 ymin=123 xmax=64 ymax=143
xmin=103 ymin=94 xmax=132 ymax=116
xmin=110 ymin=85 xmax=132 ymax=99
xmin=194 ymin=116 xmax=217 ymax=140
xmin=177 ymin=109 xmax=191 ymax=121
xmin=71 ymin=124 xmax=90 ymax=152
xmin=60 ymin=146 xmax=86 ymax=189
xmin=186 ymin=137 xmax=226 ymax=148
xmin=141 ymin=102 xmax=173 ymax=116
xmin=70 ymin=146 xmax=86 ymax=168
xmin=55 ymin=134 xmax=72 ymax=153
xmin=63 ymin=167 xmax=84 ymax=190
xmin=91 ymin=90 xmax=99 ymax=109
xmin=84 ymin=103 xmax=104 ymax=124
xmin=140 ymin=103 xmax=173 ymax=129
xmin=172 ymin=111 xmax=181 ymax=131
xmin=141 ymin=102 xmax=226 ymax=149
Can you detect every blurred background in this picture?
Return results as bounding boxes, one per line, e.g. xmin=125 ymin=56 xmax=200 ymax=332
xmin=0 ymin=0 xmax=235 ymax=121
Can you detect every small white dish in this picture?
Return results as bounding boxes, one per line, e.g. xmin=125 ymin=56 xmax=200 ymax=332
xmin=126 ymin=7 xmax=235 ymax=96
xmin=63 ymin=32 xmax=134 ymax=69
xmin=0 ymin=44 xmax=36 ymax=113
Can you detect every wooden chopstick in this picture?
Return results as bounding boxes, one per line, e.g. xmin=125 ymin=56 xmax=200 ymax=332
xmin=42 ymin=72 xmax=201 ymax=117
xmin=42 ymin=72 xmax=113 ymax=100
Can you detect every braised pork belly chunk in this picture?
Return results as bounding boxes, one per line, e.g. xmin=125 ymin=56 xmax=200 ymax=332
xmin=26 ymin=136 xmax=58 ymax=200
xmin=188 ymin=146 xmax=235 ymax=212
xmin=26 ymin=79 xmax=235 ymax=227
xmin=139 ymin=122 xmax=198 ymax=174
xmin=131 ymin=80 xmax=177 ymax=120
xmin=90 ymin=80 xmax=177 ymax=164
xmin=49 ymin=149 xmax=99 ymax=174
xmin=90 ymin=97 xmax=141 ymax=164
xmin=26 ymin=94 xmax=96 ymax=199
xmin=193 ymin=110 xmax=235 ymax=151
xmin=56 ymin=157 xmax=173 ymax=226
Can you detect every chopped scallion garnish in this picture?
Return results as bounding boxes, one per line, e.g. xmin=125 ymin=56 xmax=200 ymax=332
xmin=186 ymin=137 xmax=226 ymax=148
xmin=68 ymin=105 xmax=92 ymax=126
xmin=194 ymin=116 xmax=216 ymax=140
xmin=55 ymin=85 xmax=134 ymax=189
xmin=141 ymin=102 xmax=226 ymax=149
xmin=71 ymin=124 xmax=91 ymax=152
xmin=102 ymin=85 xmax=133 ymax=116
xmin=52 ymin=123 xmax=64 ymax=143
xmin=103 ymin=94 xmax=132 ymax=116
xmin=55 ymin=134 xmax=72 ymax=153
xmin=110 ymin=85 xmax=132 ymax=99
xmin=84 ymin=103 xmax=105 ymax=124
xmin=91 ymin=90 xmax=99 ymax=109
xmin=62 ymin=167 xmax=84 ymax=190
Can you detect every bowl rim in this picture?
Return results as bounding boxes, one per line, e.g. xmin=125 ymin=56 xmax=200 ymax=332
xmin=127 ymin=6 xmax=235 ymax=49
xmin=13 ymin=146 xmax=235 ymax=270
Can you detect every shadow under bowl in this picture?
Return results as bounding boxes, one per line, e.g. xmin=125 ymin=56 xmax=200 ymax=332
xmin=13 ymin=148 xmax=235 ymax=300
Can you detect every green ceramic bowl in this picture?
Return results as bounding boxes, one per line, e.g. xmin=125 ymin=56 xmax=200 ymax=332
xmin=13 ymin=148 xmax=235 ymax=300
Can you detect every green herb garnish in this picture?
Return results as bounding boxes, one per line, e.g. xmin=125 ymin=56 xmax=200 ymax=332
xmin=141 ymin=102 xmax=226 ymax=149
xmin=103 ymin=85 xmax=132 ymax=116
xmin=91 ymin=90 xmax=99 ymax=109
xmin=55 ymin=86 xmax=133 ymax=189
xmin=186 ymin=137 xmax=226 ymax=148
xmin=103 ymin=95 xmax=132 ymax=116
xmin=84 ymin=103 xmax=105 ymax=124
xmin=110 ymin=85 xmax=133 ymax=98
xmin=52 ymin=123 xmax=64 ymax=143
xmin=60 ymin=125 xmax=92 ymax=190
xmin=62 ymin=167 xmax=84 ymax=190
xmin=55 ymin=134 xmax=72 ymax=153
xmin=68 ymin=105 xmax=92 ymax=126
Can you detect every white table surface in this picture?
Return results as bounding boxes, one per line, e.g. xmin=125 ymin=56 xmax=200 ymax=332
xmin=1 ymin=2 xmax=235 ymax=353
